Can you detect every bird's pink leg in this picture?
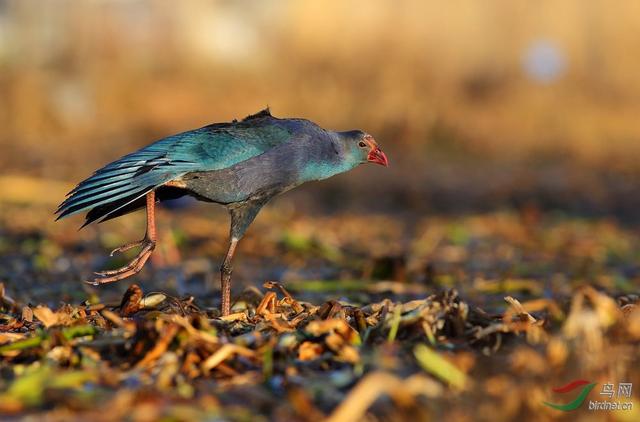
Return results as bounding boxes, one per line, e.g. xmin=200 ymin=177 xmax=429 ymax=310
xmin=220 ymin=237 xmax=238 ymax=316
xmin=86 ymin=191 xmax=157 ymax=285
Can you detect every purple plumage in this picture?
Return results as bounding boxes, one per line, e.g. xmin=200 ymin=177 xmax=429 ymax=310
xmin=56 ymin=109 xmax=388 ymax=315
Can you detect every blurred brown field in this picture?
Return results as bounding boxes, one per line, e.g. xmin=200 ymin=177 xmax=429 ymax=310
xmin=2 ymin=4 xmax=640 ymax=420
xmin=1 ymin=0 xmax=640 ymax=217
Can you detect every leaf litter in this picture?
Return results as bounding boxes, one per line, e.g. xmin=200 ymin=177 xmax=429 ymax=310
xmin=0 ymin=206 xmax=639 ymax=420
xmin=0 ymin=278 xmax=638 ymax=421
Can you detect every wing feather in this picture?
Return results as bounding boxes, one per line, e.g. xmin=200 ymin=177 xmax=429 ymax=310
xmin=56 ymin=118 xmax=292 ymax=226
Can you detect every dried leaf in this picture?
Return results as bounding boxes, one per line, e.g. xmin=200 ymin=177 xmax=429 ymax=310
xmin=21 ymin=307 xmax=33 ymax=323
xmin=120 ymin=284 xmax=143 ymax=317
xmin=298 ymin=341 xmax=324 ymax=361
xmin=32 ymin=306 xmax=59 ymax=328
xmin=201 ymin=344 xmax=256 ymax=371
xmin=135 ymin=323 xmax=179 ymax=369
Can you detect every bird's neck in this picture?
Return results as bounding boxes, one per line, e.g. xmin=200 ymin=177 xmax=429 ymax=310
xmin=302 ymin=159 xmax=357 ymax=181
xmin=297 ymin=131 xmax=360 ymax=182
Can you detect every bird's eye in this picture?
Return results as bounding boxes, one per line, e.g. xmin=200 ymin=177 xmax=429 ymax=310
xmin=358 ymin=141 xmax=367 ymax=148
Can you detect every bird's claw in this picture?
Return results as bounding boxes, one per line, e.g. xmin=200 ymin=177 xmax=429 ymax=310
xmin=109 ymin=240 xmax=146 ymax=257
xmin=88 ymin=240 xmax=156 ymax=285
xmin=93 ymin=256 xmax=141 ymax=276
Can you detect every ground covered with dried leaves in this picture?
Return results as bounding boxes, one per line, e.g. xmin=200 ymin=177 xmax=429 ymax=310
xmin=1 ymin=203 xmax=639 ymax=421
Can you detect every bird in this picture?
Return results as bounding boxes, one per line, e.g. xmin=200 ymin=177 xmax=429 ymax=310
xmin=56 ymin=108 xmax=388 ymax=315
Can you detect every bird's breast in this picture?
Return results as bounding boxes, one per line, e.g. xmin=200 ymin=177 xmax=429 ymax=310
xmin=180 ymin=143 xmax=310 ymax=205
xmin=180 ymin=166 xmax=297 ymax=205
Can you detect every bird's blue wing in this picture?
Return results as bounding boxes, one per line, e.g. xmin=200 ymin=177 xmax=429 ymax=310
xmin=56 ymin=122 xmax=292 ymax=223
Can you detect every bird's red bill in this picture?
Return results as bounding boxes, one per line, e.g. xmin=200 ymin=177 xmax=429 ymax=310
xmin=367 ymin=147 xmax=389 ymax=166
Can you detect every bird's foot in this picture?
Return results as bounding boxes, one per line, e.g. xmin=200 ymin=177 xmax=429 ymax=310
xmin=86 ymin=239 xmax=156 ymax=286
xmin=109 ymin=240 xmax=147 ymax=256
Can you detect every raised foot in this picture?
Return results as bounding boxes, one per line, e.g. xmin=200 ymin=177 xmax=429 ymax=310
xmin=109 ymin=240 xmax=147 ymax=256
xmin=86 ymin=239 xmax=156 ymax=286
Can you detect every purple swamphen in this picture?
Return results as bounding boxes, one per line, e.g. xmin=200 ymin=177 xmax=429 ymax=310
xmin=56 ymin=109 xmax=388 ymax=315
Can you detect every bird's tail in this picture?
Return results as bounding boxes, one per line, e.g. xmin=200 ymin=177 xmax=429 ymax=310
xmin=56 ymin=151 xmax=184 ymax=227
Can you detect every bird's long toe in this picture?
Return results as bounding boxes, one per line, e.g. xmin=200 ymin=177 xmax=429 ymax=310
xmin=93 ymin=257 xmax=141 ymax=276
xmin=86 ymin=253 xmax=151 ymax=285
xmin=109 ymin=239 xmax=147 ymax=256
xmin=88 ymin=241 xmax=155 ymax=284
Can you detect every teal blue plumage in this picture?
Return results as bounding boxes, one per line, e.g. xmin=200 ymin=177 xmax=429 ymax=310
xmin=56 ymin=109 xmax=386 ymax=234
xmin=56 ymin=112 xmax=293 ymax=223
xmin=56 ymin=108 xmax=387 ymax=314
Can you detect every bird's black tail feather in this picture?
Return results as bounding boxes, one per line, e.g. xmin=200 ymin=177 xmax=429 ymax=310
xmin=80 ymin=186 xmax=188 ymax=227
xmin=80 ymin=191 xmax=148 ymax=228
xmin=55 ymin=146 xmax=189 ymax=227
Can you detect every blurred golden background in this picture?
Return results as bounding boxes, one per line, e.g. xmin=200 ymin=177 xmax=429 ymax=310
xmin=2 ymin=5 xmax=640 ymax=420
xmin=1 ymin=0 xmax=640 ymax=217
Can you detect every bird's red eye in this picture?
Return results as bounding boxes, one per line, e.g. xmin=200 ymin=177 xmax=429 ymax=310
xmin=358 ymin=141 xmax=367 ymax=148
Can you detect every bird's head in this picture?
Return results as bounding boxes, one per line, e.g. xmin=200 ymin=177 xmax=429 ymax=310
xmin=338 ymin=130 xmax=389 ymax=167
